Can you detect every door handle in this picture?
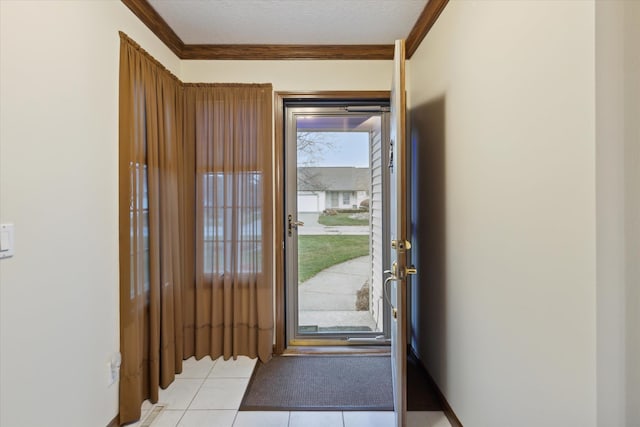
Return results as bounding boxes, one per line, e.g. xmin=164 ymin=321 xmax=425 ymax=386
xmin=383 ymin=275 xmax=398 ymax=318
xmin=383 ymin=262 xmax=417 ymax=319
xmin=287 ymin=214 xmax=305 ymax=236
xmin=385 ymin=261 xmax=417 ymax=279
xmin=383 ymin=264 xmax=399 ymax=318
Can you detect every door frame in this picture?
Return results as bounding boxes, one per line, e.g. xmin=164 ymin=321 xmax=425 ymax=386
xmin=273 ymin=91 xmax=390 ymax=354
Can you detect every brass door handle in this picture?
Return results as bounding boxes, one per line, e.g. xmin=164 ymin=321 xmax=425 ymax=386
xmin=383 ymin=275 xmax=397 ymax=307
xmin=386 ymin=262 xmax=417 ymax=279
xmin=287 ymin=214 xmax=304 ymax=236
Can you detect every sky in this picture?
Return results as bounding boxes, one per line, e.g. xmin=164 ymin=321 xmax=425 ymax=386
xmin=297 ymin=131 xmax=369 ymax=168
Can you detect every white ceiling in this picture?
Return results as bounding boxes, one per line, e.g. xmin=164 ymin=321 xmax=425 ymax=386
xmin=148 ymin=0 xmax=428 ymax=45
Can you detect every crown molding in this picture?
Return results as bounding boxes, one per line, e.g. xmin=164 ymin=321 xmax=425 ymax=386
xmin=121 ymin=0 xmax=184 ymax=57
xmin=406 ymin=0 xmax=449 ymax=59
xmin=121 ymin=0 xmax=447 ymax=60
xmin=181 ymin=44 xmax=394 ymax=60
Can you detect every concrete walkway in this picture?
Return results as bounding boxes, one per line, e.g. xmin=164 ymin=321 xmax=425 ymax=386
xmin=298 ymin=256 xmax=378 ymax=331
xmin=297 ymin=212 xmax=369 ymax=236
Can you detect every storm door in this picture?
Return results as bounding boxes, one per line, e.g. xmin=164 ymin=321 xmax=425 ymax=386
xmin=284 ymin=104 xmax=390 ymax=346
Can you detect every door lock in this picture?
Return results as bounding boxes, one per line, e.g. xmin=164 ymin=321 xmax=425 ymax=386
xmin=287 ymin=214 xmax=304 ymax=237
xmin=391 ymin=239 xmax=411 ymax=252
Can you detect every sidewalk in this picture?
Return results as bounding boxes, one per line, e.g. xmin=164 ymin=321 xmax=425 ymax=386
xmin=298 ymin=256 xmax=378 ymax=331
xmin=297 ymin=212 xmax=369 ymax=236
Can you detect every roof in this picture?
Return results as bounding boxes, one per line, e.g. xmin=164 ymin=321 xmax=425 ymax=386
xmin=298 ymin=167 xmax=370 ymax=192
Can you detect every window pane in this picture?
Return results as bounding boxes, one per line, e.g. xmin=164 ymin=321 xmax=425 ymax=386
xmin=200 ymin=171 xmax=263 ymax=274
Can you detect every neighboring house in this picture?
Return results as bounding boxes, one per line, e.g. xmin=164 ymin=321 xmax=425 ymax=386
xmin=297 ymin=167 xmax=369 ymax=212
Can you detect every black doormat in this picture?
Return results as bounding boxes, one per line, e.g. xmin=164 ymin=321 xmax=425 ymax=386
xmin=240 ymin=355 xmax=393 ymax=411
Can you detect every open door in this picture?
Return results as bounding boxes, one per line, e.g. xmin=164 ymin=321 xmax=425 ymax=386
xmin=387 ymin=39 xmax=413 ymax=427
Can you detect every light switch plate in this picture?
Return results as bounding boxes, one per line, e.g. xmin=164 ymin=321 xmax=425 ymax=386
xmin=0 ymin=224 xmax=15 ymax=259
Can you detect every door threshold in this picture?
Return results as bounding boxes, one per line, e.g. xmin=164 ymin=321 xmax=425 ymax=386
xmin=283 ymin=346 xmax=391 ymax=356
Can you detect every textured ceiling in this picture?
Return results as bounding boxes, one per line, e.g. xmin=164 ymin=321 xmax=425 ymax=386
xmin=148 ymin=0 xmax=428 ymax=45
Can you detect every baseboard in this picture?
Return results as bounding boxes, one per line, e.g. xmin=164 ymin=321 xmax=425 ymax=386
xmin=106 ymin=414 xmax=119 ymax=427
xmin=409 ymin=347 xmax=463 ymax=427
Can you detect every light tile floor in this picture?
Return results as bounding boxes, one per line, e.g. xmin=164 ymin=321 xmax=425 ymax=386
xmin=131 ymin=356 xmax=451 ymax=427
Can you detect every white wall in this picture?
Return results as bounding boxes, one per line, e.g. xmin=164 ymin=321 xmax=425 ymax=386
xmin=0 ymin=2 xmax=179 ymax=426
xmin=182 ymin=60 xmax=391 ymax=90
xmin=407 ymin=1 xmax=597 ymax=426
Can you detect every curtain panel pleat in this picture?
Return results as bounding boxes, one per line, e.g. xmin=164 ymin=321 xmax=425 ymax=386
xmin=184 ymin=85 xmax=274 ymax=363
xmin=118 ymin=33 xmax=273 ymax=426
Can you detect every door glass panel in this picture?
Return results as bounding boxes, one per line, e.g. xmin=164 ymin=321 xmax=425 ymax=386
xmin=293 ymin=113 xmax=384 ymax=337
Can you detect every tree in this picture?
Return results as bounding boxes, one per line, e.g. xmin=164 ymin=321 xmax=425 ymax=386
xmin=296 ymin=131 xmax=334 ymax=166
xmin=296 ymin=131 xmax=335 ymax=191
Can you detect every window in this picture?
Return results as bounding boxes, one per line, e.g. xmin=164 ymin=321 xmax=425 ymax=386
xmin=200 ymin=171 xmax=263 ymax=275
xmin=329 ymin=191 xmax=339 ymax=208
xmin=129 ymin=162 xmax=149 ymax=299
xmin=342 ymin=191 xmax=351 ymax=205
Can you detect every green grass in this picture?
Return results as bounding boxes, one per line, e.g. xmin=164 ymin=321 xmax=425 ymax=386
xmin=317 ymin=212 xmax=369 ymax=226
xmin=298 ymin=235 xmax=369 ymax=283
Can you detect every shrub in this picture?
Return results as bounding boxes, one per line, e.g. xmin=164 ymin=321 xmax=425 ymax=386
xmin=334 ymin=208 xmax=365 ymax=214
xmin=355 ymin=280 xmax=370 ymax=311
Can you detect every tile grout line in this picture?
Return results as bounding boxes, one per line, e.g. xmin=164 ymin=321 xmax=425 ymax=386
xmin=141 ymin=357 xmax=255 ymax=427
xmin=176 ymin=358 xmax=217 ymax=425
xmin=174 ymin=377 xmax=206 ymax=426
xmin=184 ymin=357 xmax=255 ymax=426
xmin=228 ymin=361 xmax=256 ymax=426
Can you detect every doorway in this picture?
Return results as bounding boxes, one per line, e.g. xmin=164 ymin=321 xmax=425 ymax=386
xmin=282 ymin=99 xmax=391 ymax=346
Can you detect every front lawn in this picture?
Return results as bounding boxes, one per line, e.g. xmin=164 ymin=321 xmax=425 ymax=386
xmin=298 ymin=235 xmax=369 ymax=283
xmin=317 ymin=212 xmax=369 ymax=226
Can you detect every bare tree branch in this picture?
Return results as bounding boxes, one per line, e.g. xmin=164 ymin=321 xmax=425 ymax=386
xmin=297 ymin=132 xmax=334 ymax=166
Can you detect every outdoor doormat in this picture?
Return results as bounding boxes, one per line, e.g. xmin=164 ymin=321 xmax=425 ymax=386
xmin=239 ymin=355 xmax=393 ymax=411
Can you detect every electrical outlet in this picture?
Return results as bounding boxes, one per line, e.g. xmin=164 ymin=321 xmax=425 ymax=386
xmin=107 ymin=362 xmax=115 ymax=386
xmin=107 ymin=352 xmax=122 ymax=387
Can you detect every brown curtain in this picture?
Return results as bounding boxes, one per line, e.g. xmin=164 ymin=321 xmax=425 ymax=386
xmin=118 ymin=33 xmax=187 ymax=425
xmin=118 ymin=33 xmax=273 ymax=425
xmin=184 ymin=84 xmax=274 ymax=363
